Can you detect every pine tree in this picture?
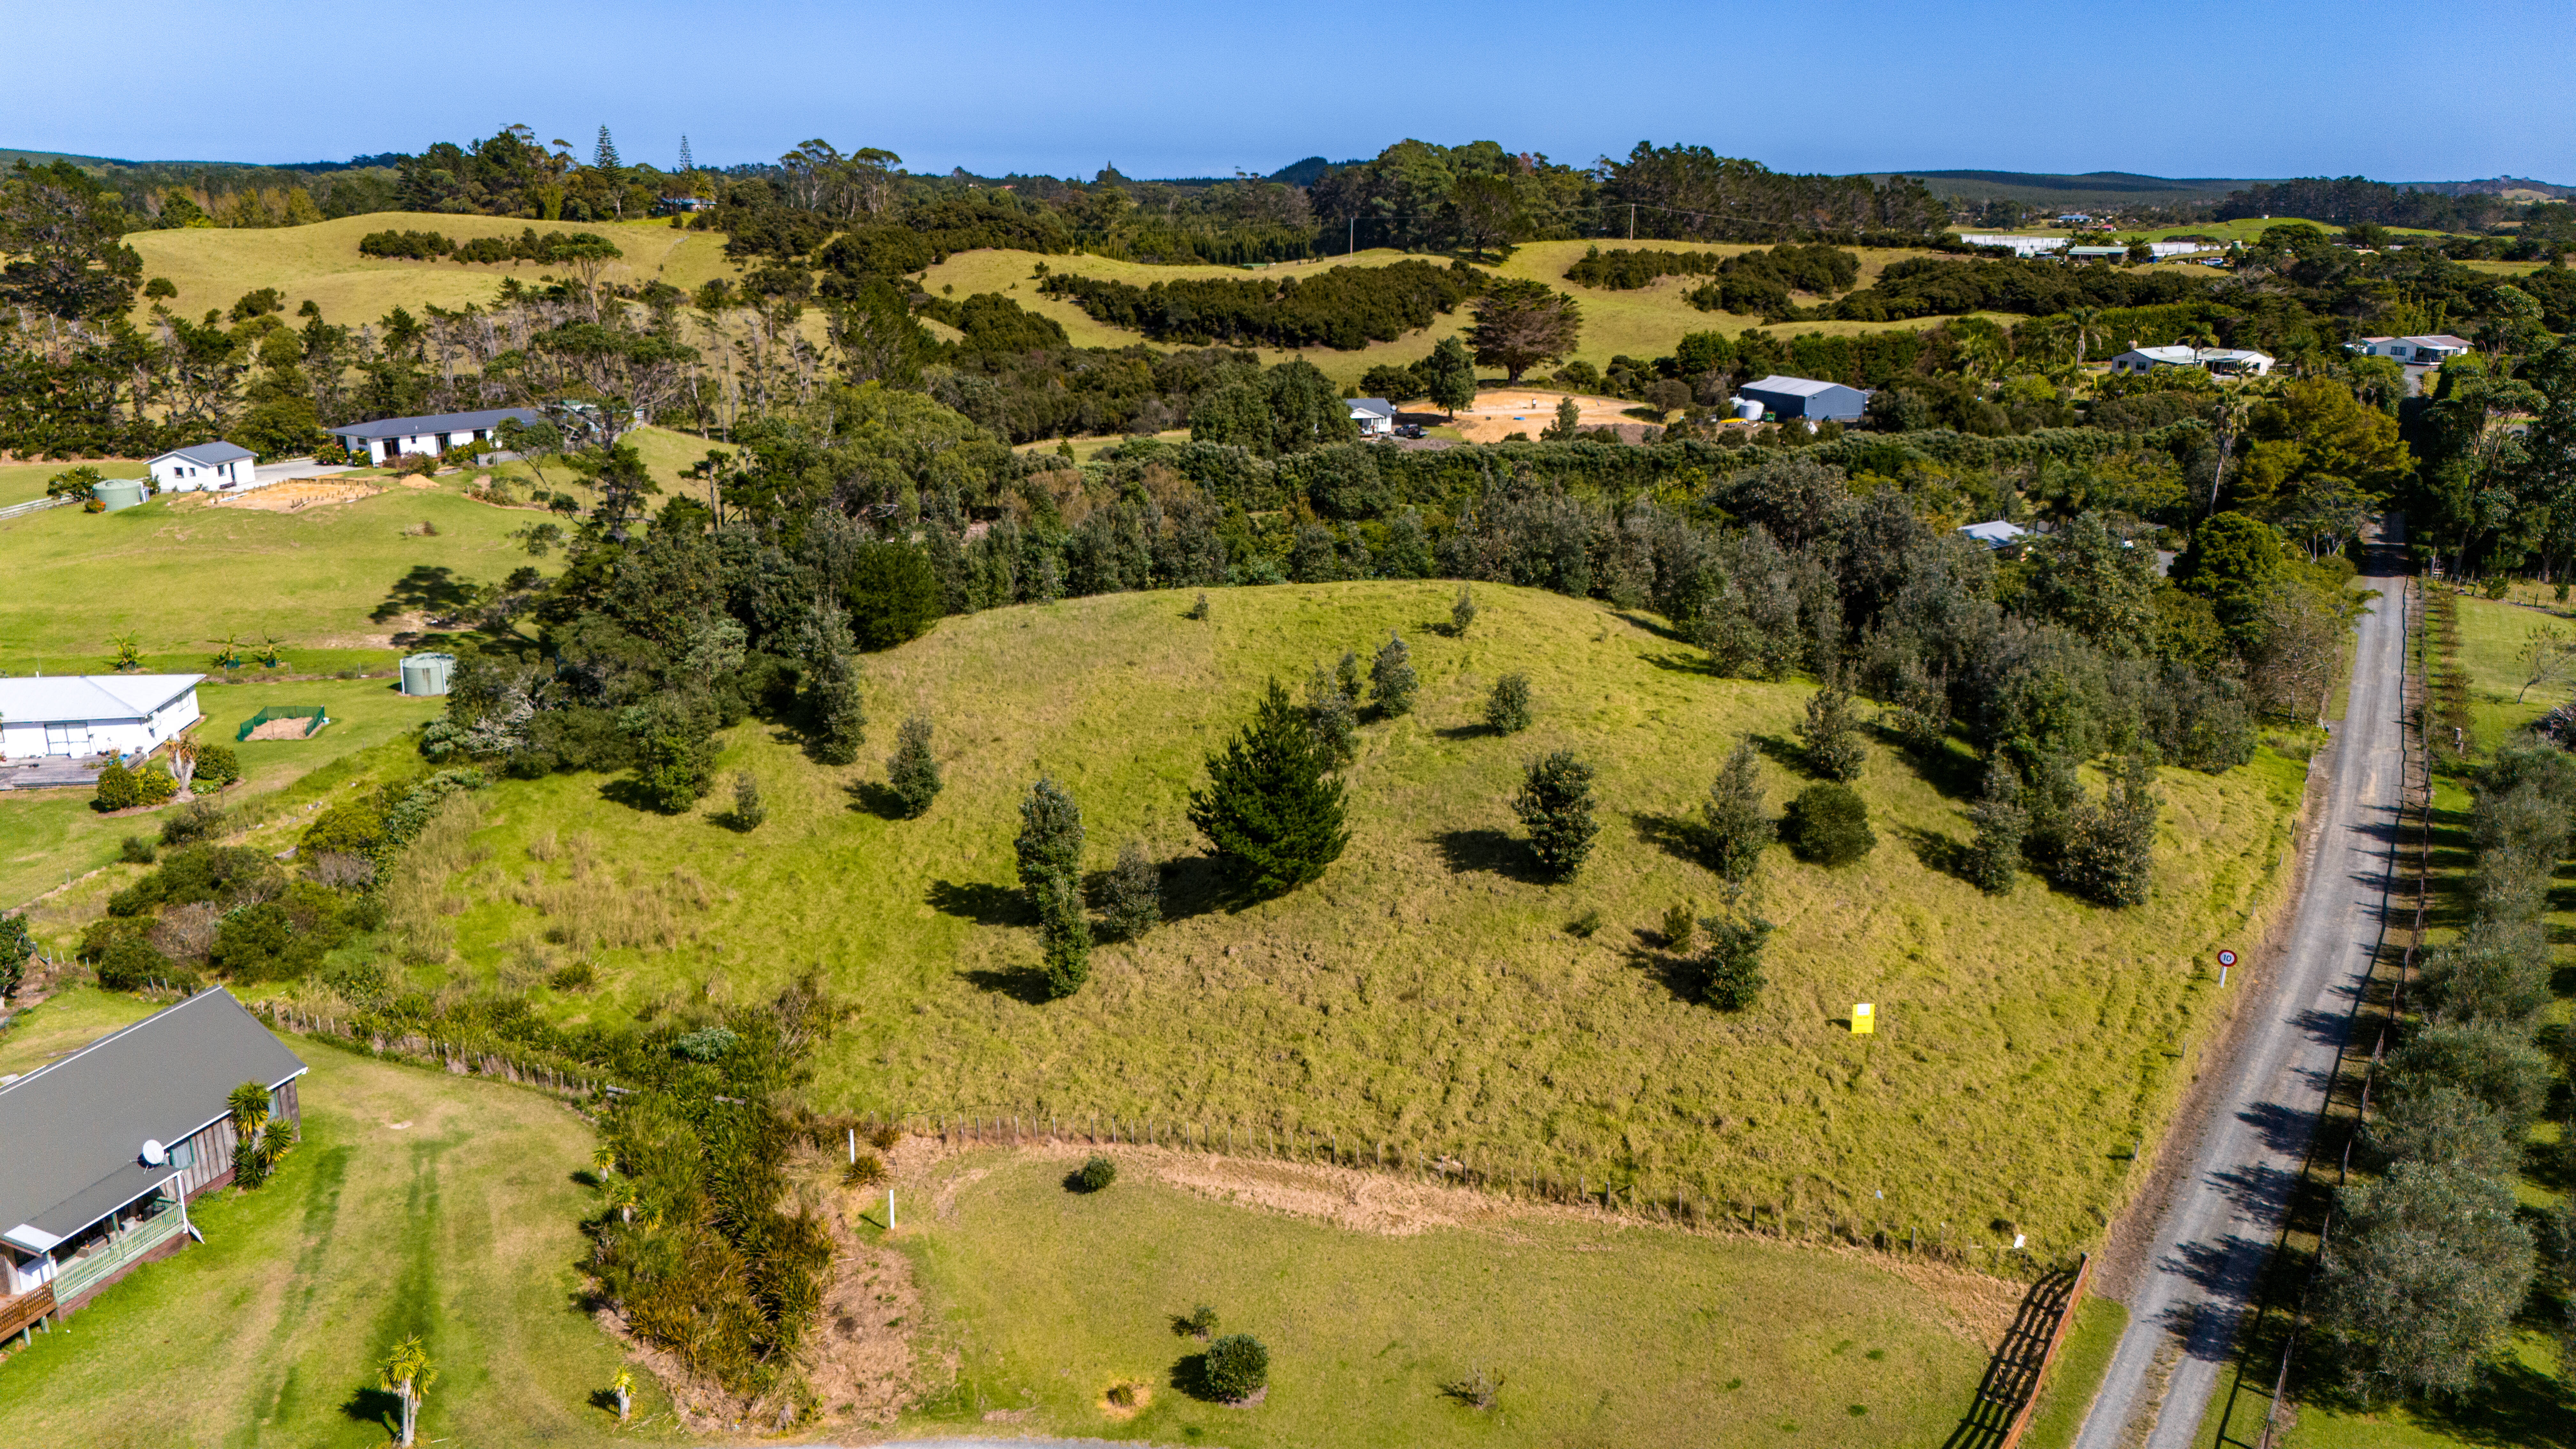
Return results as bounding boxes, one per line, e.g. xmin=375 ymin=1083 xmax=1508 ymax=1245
xmin=887 ymin=714 xmax=941 ymax=817
xmin=677 ymin=135 xmax=694 ymax=172
xmin=1966 ymin=758 xmax=2027 ymax=895
xmin=1188 ymin=679 xmax=1350 ymax=897
xmin=1542 ymin=395 xmax=1583 ymax=440
xmin=731 ymin=770 xmax=766 ymax=831
xmin=1369 ymin=631 xmax=1417 ymax=717
xmin=594 ymin=125 xmax=622 ymax=172
xmin=1797 ymin=684 xmax=1866 ymax=781
xmin=1016 ymin=778 xmax=1090 ymax=998
xmin=1514 ymin=750 xmax=1599 ymax=880
xmin=1423 ymin=335 xmax=1477 ymax=418
xmin=1700 ymin=737 xmax=1773 ymax=882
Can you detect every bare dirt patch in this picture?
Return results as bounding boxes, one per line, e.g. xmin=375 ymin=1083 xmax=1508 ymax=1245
xmin=1448 ymin=387 xmax=1659 ymax=443
xmin=211 ymin=480 xmax=383 ymax=512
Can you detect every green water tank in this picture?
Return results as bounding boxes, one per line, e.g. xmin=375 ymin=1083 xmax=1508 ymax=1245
xmin=94 ymin=478 xmax=147 ymax=511
xmin=399 ymin=652 xmax=455 ymax=697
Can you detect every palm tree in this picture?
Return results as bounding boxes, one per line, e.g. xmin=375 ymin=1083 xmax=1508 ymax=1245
xmin=2066 ymin=305 xmax=2103 ymax=367
xmin=378 ymin=1336 xmax=438 ymax=1447
xmin=208 ymin=634 xmax=243 ymax=672
xmin=2206 ymin=392 xmax=2253 ymax=516
xmin=611 ymin=1367 xmax=633 ymax=1422
xmin=105 ymin=632 xmax=143 ymax=672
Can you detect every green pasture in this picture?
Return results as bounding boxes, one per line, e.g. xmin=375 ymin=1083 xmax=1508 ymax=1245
xmin=0 ymin=677 xmax=439 ymax=910
xmin=2450 ymin=590 xmax=2568 ymax=752
xmin=124 ymin=212 xmax=739 ymax=329
xmin=0 ymin=461 xmax=148 ymax=509
xmin=893 ymin=1148 xmax=1994 ymax=1449
xmin=2020 ymin=1296 xmax=2127 ymax=1449
xmin=0 ymin=1018 xmax=660 ymax=1448
xmin=410 ymin=579 xmax=2301 ymax=1254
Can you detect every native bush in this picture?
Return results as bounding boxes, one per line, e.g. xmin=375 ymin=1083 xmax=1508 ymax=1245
xmin=119 ymin=835 xmax=157 ymax=864
xmin=1485 ymin=673 xmax=1533 ymax=733
xmin=1100 ymin=840 xmax=1162 ymax=940
xmin=887 ymin=714 xmax=941 ymax=817
xmin=1369 ymin=631 xmax=1417 ymax=717
xmin=1784 ymin=782 xmax=1874 ymax=866
xmin=730 ymin=770 xmax=767 ymax=831
xmin=1696 ymin=915 xmax=1773 ymax=1011
xmin=802 ymin=646 xmax=868 ymax=765
xmin=1076 ymin=1154 xmax=1118 ymax=1192
xmin=1700 ymin=738 xmax=1772 ymax=881
xmin=2058 ymin=755 xmax=2159 ymax=907
xmin=1305 ymin=663 xmax=1359 ymax=765
xmin=1514 ymin=751 xmax=1599 ymax=880
xmin=1966 ymin=758 xmax=2028 ymax=895
xmin=1798 ymin=685 xmax=1866 ymax=781
xmin=1451 ymin=585 xmax=1478 ymax=637
xmin=1202 ymin=1333 xmax=1270 ymax=1402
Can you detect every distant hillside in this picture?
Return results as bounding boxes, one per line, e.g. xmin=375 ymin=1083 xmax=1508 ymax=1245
xmin=2395 ymin=175 xmax=2575 ymax=199
xmin=1869 ymin=169 xmax=2279 ymax=207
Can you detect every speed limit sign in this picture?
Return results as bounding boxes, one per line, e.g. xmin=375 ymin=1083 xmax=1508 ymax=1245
xmin=2217 ymin=950 xmax=2237 ymax=967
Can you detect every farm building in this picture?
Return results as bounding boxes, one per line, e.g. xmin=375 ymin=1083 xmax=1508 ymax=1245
xmin=1959 ymin=520 xmax=2032 ymax=549
xmin=2347 ymin=334 xmax=2472 ymax=364
xmin=326 ymin=406 xmax=541 ymax=466
xmin=1346 ymin=397 xmax=1396 ymax=436
xmin=2109 ymin=345 xmax=2275 ymax=377
xmin=1736 ymin=375 xmax=1868 ymax=422
xmin=0 ymin=675 xmax=203 ymax=761
xmin=0 ymin=991 xmax=306 ymax=1337
xmin=145 ymin=442 xmax=255 ymax=492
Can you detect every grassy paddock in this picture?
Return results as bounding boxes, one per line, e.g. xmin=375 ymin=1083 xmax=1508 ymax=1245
xmin=893 ymin=1148 xmax=1994 ymax=1448
xmin=0 ymin=1028 xmax=659 ymax=1448
xmin=125 ymin=212 xmax=739 ymax=329
xmin=0 ymin=460 xmax=148 ymax=508
xmin=422 ymin=579 xmax=2301 ymax=1254
xmin=0 ymin=677 xmax=440 ymax=910
xmin=2020 ymin=1295 xmax=2128 ymax=1449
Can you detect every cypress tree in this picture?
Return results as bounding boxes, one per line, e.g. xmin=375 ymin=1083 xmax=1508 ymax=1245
xmin=1188 ymin=679 xmax=1350 ymax=897
xmin=887 ymin=714 xmax=941 ymax=817
xmin=1369 ymin=631 xmax=1416 ymax=717
xmin=1514 ymin=750 xmax=1599 ymax=879
xmin=1700 ymin=737 xmax=1773 ymax=882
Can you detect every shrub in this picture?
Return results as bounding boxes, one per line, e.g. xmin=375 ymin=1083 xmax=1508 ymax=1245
xmin=887 ymin=714 xmax=941 ymax=817
xmin=1186 ymin=592 xmax=1211 ymax=621
xmin=1660 ymin=903 xmax=1696 ymax=951
xmin=1369 ymin=631 xmax=1417 ymax=717
xmin=1177 ymin=1304 xmax=1219 ymax=1339
xmin=1784 ymin=783 xmax=1874 ymax=866
xmin=1514 ymin=751 xmax=1598 ymax=880
xmin=299 ymin=798 xmax=384 ymax=855
xmin=730 ymin=770 xmax=767 ymax=831
xmin=1797 ymin=685 xmax=1866 ymax=781
xmin=843 ymin=1153 xmax=886 ymax=1187
xmin=1202 ymin=1333 xmax=1270 ymax=1402
xmin=119 ymin=835 xmax=157 ymax=864
xmin=1700 ymin=738 xmax=1772 ymax=881
xmin=1966 ymin=759 xmax=2027 ymax=895
xmin=1697 ymin=915 xmax=1773 ymax=1010
xmin=1566 ymin=908 xmax=1602 ymax=937
xmin=1451 ymin=585 xmax=1478 ymax=637
xmin=1485 ymin=673 xmax=1533 ymax=733
xmin=92 ymin=757 xmax=141 ymax=812
xmin=96 ymin=936 xmax=181 ymax=993
xmin=672 ymin=1026 xmax=741 ymax=1061
xmin=1189 ymin=679 xmax=1350 ymax=897
xmin=1100 ymin=841 xmax=1162 ymax=940
xmin=1075 ymin=1154 xmax=1118 ymax=1192
xmin=546 ymin=959 xmax=597 ymax=992
xmin=134 ymin=766 xmax=178 ymax=807
xmin=0 ymin=913 xmax=33 ymax=998
xmin=1305 ymin=664 xmax=1359 ymax=765
xmin=2059 ymin=755 xmax=2158 ymax=907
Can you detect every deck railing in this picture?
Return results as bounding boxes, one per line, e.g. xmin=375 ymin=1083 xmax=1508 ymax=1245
xmin=51 ymin=1203 xmax=185 ymax=1305
xmin=0 ymin=1284 xmax=53 ymax=1342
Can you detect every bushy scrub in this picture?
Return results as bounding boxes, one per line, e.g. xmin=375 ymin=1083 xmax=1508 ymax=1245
xmin=1075 ymin=1155 xmax=1117 ymax=1192
xmin=887 ymin=714 xmax=941 ymax=816
xmin=1484 ymin=673 xmax=1533 ymax=733
xmin=1784 ymin=782 xmax=1874 ymax=866
xmin=1201 ymin=1333 xmax=1269 ymax=1402
xmin=1514 ymin=750 xmax=1598 ymax=880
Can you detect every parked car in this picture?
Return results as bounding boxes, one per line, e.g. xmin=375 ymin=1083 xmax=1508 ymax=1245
xmin=1395 ymin=424 xmax=1425 ymax=439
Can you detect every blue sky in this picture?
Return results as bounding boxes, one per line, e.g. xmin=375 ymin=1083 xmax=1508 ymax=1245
xmin=10 ymin=0 xmax=2571 ymax=182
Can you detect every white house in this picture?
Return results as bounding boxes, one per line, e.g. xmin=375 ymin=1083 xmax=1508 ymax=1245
xmin=325 ymin=407 xmax=541 ymax=466
xmin=0 ymin=675 xmax=204 ymax=761
xmin=1347 ymin=398 xmax=1396 ymax=437
xmin=2348 ymin=334 xmax=2473 ymax=364
xmin=145 ymin=442 xmax=255 ymax=492
xmin=2109 ymin=345 xmax=2275 ymax=377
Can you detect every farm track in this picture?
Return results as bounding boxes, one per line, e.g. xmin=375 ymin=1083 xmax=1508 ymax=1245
xmin=2073 ymin=521 xmax=2410 ymax=1449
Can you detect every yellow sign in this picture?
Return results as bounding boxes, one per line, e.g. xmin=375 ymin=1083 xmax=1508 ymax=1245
xmin=1852 ymin=1003 xmax=1876 ymax=1035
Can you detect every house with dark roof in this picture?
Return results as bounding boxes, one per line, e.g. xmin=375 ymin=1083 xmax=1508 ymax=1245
xmin=1346 ymin=397 xmax=1397 ymax=437
xmin=0 ymin=991 xmax=305 ymax=1340
xmin=326 ymin=407 xmax=542 ymax=466
xmin=145 ymin=441 xmax=256 ymax=493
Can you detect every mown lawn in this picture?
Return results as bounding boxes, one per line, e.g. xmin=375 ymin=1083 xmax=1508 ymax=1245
xmin=0 ymin=1024 xmax=661 ymax=1448
xmin=0 ymin=677 xmax=441 ymax=910
xmin=416 ymin=579 xmax=2301 ymax=1257
xmin=0 ymin=460 xmax=148 ymax=508
xmin=891 ymin=1149 xmax=1994 ymax=1449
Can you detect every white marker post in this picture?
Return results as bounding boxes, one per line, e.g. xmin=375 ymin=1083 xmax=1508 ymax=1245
xmin=887 ymin=1189 xmax=895 ymax=1233
xmin=848 ymin=1128 xmax=855 ymax=1165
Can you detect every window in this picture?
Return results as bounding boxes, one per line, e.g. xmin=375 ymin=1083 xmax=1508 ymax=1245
xmin=167 ymin=1137 xmax=195 ymax=1169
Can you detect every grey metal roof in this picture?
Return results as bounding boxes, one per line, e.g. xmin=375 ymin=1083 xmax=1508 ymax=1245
xmin=326 ymin=407 xmax=540 ymax=442
xmin=1347 ymin=397 xmax=1397 ymax=418
xmin=0 ymin=990 xmax=305 ymax=1245
xmin=1738 ymin=375 xmax=1856 ymax=398
xmin=150 ymin=441 xmax=254 ymax=466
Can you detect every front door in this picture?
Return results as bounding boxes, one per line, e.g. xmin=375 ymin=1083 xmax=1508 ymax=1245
xmin=42 ymin=722 xmax=87 ymax=755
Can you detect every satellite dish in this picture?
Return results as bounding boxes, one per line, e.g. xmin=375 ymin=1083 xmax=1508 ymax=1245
xmin=140 ymin=1139 xmax=166 ymax=1166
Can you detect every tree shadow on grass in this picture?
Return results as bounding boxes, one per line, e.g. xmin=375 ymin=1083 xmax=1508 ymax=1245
xmin=1432 ymin=829 xmax=1551 ymax=884
xmin=1628 ymin=810 xmax=1705 ymax=867
xmin=1895 ymin=824 xmax=1976 ymax=884
xmin=960 ymin=965 xmax=1056 ymax=1004
xmin=1748 ymin=732 xmax=1809 ymax=774
xmin=845 ymin=779 xmax=909 ymax=820
xmin=1618 ymin=942 xmax=1703 ymax=1005
xmin=586 ymin=1388 xmax=624 ymax=1415
xmin=1157 ymin=853 xmax=1265 ymax=921
xmin=1435 ymin=722 xmax=1499 ymax=741
xmin=598 ymin=778 xmax=679 ymax=814
xmin=1639 ymin=650 xmax=1719 ymax=678
xmin=341 ymin=1387 xmax=402 ymax=1437
xmin=370 ymin=564 xmax=481 ymax=624
xmin=926 ymin=879 xmax=1028 ymax=926
xmin=1611 ymin=610 xmax=1690 ymax=645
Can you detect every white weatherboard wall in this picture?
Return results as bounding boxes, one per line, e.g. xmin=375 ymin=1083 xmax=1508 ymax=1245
xmin=0 ymin=675 xmax=204 ymax=759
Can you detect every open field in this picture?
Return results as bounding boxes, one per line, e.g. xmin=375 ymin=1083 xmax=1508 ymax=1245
xmin=0 ymin=1019 xmax=663 ymax=1448
xmin=2450 ymin=589 xmax=2565 ymax=752
xmin=891 ymin=1146 xmax=1999 ymax=1448
xmin=920 ymin=239 xmax=1993 ymax=389
xmin=395 ymin=579 xmax=2307 ymax=1255
xmin=0 ymin=676 xmax=441 ymax=909
xmin=0 ymin=468 xmax=544 ymax=675
xmin=124 ymin=212 xmax=739 ymax=329
xmin=0 ymin=460 xmax=149 ymax=508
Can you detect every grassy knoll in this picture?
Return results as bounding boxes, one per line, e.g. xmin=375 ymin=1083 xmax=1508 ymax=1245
xmin=0 ymin=1029 xmax=662 ymax=1448
xmin=0 ymin=471 xmax=544 ymax=674
xmin=124 ymin=212 xmax=738 ymax=329
xmin=891 ymin=1148 xmax=1995 ymax=1448
xmin=919 ymin=239 xmax=1978 ymax=390
xmin=0 ymin=677 xmax=440 ymax=910
xmin=415 ymin=579 xmax=2300 ymax=1255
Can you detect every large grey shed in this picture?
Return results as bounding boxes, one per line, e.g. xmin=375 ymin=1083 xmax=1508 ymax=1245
xmin=1736 ymin=374 xmax=1869 ymax=423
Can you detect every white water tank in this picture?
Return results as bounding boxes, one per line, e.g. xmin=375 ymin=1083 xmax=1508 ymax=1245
xmin=400 ymin=653 xmax=455 ymax=697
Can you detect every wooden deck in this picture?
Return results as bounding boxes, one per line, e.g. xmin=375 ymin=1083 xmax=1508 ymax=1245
xmin=0 ymin=1284 xmax=55 ymax=1343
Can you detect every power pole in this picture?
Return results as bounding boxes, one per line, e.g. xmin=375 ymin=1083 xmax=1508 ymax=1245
xmin=1348 ymin=215 xmax=1356 ymax=256
xmin=1629 ymin=203 xmax=1635 ymax=241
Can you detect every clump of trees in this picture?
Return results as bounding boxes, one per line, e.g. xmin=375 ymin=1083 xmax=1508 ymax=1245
xmin=1041 ymin=259 xmax=1480 ymax=349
